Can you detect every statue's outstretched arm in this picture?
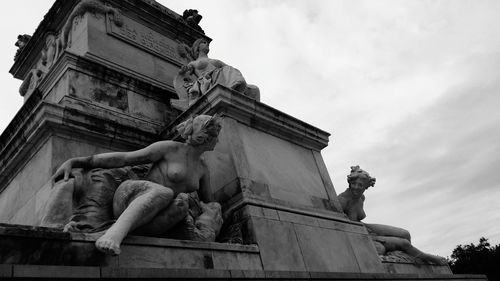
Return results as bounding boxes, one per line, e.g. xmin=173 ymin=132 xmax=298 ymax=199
xmin=52 ymin=141 xmax=173 ymax=182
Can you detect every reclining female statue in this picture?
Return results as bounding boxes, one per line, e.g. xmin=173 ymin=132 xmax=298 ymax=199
xmin=174 ymin=39 xmax=259 ymax=107
xmin=338 ymin=166 xmax=447 ymax=265
xmin=51 ymin=115 xmax=222 ymax=255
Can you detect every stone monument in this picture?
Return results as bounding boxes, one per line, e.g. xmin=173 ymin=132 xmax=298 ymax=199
xmin=0 ymin=0 xmax=486 ymax=280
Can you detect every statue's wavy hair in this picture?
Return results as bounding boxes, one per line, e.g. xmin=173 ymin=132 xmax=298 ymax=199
xmin=176 ymin=114 xmax=221 ymax=146
xmin=347 ymin=165 xmax=376 ymax=188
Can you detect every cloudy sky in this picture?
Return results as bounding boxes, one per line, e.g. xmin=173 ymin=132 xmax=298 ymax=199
xmin=1 ymin=0 xmax=499 ymax=258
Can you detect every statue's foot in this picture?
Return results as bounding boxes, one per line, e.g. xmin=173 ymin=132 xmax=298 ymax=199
xmin=63 ymin=221 xmax=78 ymax=232
xmin=95 ymin=235 xmax=121 ymax=256
xmin=416 ymin=253 xmax=448 ymax=265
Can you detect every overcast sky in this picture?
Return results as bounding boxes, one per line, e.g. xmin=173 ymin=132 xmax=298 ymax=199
xmin=1 ymin=0 xmax=499 ymax=258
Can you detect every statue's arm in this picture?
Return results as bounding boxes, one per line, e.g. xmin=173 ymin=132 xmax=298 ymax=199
xmin=52 ymin=141 xmax=172 ymax=182
xmin=211 ymin=59 xmax=226 ymax=68
xmin=198 ymin=160 xmax=213 ymax=202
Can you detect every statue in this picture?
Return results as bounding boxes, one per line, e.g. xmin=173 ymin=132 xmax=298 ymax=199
xmin=338 ymin=166 xmax=447 ymax=265
xmin=49 ymin=115 xmax=223 ymax=255
xmin=14 ymin=34 xmax=31 ymax=60
xmin=173 ymin=39 xmax=260 ymax=109
xmin=182 ymin=9 xmax=203 ymax=32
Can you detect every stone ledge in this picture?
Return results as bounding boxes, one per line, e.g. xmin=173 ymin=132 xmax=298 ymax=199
xmin=0 ymin=264 xmax=488 ymax=280
xmin=0 ymin=223 xmax=261 ymax=270
xmin=0 ymin=223 xmax=258 ymax=254
xmin=162 ymin=85 xmax=331 ymax=151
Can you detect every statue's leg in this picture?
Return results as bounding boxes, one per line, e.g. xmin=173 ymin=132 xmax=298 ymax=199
xmin=375 ymin=236 xmax=447 ymax=265
xmin=133 ymin=193 xmax=189 ymax=235
xmin=95 ymin=180 xmax=174 ymax=255
xmin=365 ymin=223 xmax=411 ymax=242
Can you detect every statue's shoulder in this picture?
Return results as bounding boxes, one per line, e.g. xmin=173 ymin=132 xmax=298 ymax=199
xmin=149 ymin=140 xmax=183 ymax=152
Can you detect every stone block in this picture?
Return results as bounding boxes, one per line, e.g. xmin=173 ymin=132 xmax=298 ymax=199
xmin=277 ymin=210 xmax=319 ymax=227
xmin=13 ymin=265 xmax=100 ymax=278
xmin=211 ymin=251 xmax=263 ymax=271
xmin=102 ymin=267 xmax=231 ymax=279
xmin=233 ymin=123 xmax=329 ymax=207
xmin=67 ymin=70 xmax=129 ymax=113
xmin=0 ymin=180 xmax=20 ymax=222
xmin=128 ymin=90 xmax=169 ymax=123
xmin=86 ymin=13 xmax=179 ymax=90
xmin=34 ymin=180 xmax=53 ymax=225
xmin=251 ymin=217 xmax=306 ymax=271
xmin=317 ymin=217 xmax=367 ymax=234
xmin=51 ymin=136 xmax=113 ymax=171
xmin=347 ymin=233 xmax=385 ymax=273
xmin=9 ymin=195 xmax=36 ymax=225
xmin=262 ymin=207 xmax=279 ymax=220
xmin=264 ymin=270 xmax=311 ymax=279
xmin=1 ymin=139 xmax=53 ymax=223
xmin=0 ymin=264 xmax=12 ymax=278
xmin=383 ymin=262 xmax=453 ymax=274
xmin=293 ymin=224 xmax=361 ymax=272
xmin=229 ymin=269 xmax=265 ymax=279
xmin=118 ymin=244 xmax=213 ymax=269
xmin=244 ymin=205 xmax=264 ymax=218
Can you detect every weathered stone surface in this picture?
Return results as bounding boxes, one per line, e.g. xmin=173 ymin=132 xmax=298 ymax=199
xmin=347 ymin=232 xmax=387 ymax=273
xmin=251 ymin=217 xmax=307 ymax=271
xmin=13 ymin=265 xmax=100 ymax=279
xmin=0 ymin=224 xmax=261 ymax=271
xmin=294 ymin=224 xmax=361 ymax=272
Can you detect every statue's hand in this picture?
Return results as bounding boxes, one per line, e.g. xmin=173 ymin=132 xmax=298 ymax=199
xmin=51 ymin=159 xmax=74 ymax=184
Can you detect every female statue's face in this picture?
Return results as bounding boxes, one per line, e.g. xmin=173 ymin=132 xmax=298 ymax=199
xmin=198 ymin=40 xmax=209 ymax=54
xmin=349 ymin=178 xmax=368 ymax=199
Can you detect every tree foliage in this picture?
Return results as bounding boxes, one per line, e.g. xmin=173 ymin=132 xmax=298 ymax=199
xmin=449 ymin=237 xmax=500 ymax=281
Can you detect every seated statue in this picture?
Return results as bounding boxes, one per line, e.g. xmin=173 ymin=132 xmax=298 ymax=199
xmin=48 ymin=115 xmax=223 ymax=255
xmin=338 ymin=166 xmax=447 ymax=265
xmin=174 ymin=39 xmax=260 ymax=108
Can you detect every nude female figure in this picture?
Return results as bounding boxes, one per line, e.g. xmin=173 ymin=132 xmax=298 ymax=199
xmin=51 ymin=115 xmax=221 ymax=255
xmin=338 ymin=166 xmax=447 ymax=265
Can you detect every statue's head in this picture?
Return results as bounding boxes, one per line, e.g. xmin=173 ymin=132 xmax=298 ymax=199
xmin=176 ymin=114 xmax=221 ymax=149
xmin=192 ymin=38 xmax=210 ymax=58
xmin=347 ymin=166 xmax=376 ymax=198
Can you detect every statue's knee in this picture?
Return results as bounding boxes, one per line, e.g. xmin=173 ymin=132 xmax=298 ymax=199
xmin=404 ymin=230 xmax=411 ymax=241
xmin=150 ymin=186 xmax=174 ymax=202
xmin=399 ymin=238 xmax=412 ymax=250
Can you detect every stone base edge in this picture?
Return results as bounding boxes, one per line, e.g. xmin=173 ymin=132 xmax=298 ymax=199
xmin=0 ymin=264 xmax=487 ymax=280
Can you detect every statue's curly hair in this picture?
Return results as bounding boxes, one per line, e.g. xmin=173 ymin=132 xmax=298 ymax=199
xmin=347 ymin=165 xmax=376 ymax=188
xmin=191 ymin=38 xmax=209 ymax=59
xmin=176 ymin=114 xmax=221 ymax=146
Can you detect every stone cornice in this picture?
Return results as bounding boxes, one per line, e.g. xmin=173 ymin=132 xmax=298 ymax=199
xmin=162 ymin=85 xmax=331 ymax=151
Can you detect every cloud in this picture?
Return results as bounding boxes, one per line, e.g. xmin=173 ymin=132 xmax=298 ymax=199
xmin=336 ymin=49 xmax=500 ymax=255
